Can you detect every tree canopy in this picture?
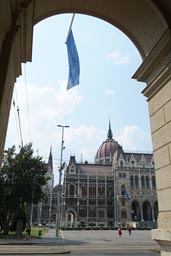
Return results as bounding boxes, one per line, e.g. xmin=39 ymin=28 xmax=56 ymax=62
xmin=0 ymin=143 xmax=49 ymax=234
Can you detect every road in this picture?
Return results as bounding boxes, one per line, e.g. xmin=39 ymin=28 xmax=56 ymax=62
xmin=61 ymin=229 xmax=160 ymax=254
xmin=0 ymin=229 xmax=160 ymax=255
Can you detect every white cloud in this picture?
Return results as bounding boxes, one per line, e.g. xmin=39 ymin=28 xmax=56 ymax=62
xmin=105 ymin=89 xmax=115 ymax=95
xmin=5 ymin=80 xmax=83 ymax=156
xmin=64 ymin=125 xmax=105 ymax=163
xmin=116 ymin=125 xmax=153 ymax=152
xmin=107 ymin=50 xmax=130 ymax=64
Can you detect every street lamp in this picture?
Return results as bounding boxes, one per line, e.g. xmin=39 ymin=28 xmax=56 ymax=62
xmin=56 ymin=124 xmax=69 ymax=237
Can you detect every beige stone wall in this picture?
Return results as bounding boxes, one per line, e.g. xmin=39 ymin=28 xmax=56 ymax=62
xmin=149 ymin=80 xmax=171 ymax=229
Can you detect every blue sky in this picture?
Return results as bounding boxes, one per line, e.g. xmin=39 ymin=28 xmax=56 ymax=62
xmin=5 ymin=14 xmax=153 ymax=184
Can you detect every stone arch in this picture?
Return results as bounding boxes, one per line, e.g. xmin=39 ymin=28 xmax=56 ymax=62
xmin=33 ymin=1 xmax=167 ymax=59
xmin=143 ymin=201 xmax=152 ymax=221
xmin=131 ymin=200 xmax=141 ymax=221
xmin=65 ymin=208 xmax=77 ymax=228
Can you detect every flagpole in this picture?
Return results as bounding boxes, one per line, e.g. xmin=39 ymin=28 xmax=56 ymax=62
xmin=65 ymin=13 xmax=75 ymax=43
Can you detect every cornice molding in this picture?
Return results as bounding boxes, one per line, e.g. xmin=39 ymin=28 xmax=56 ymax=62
xmin=132 ymin=29 xmax=171 ymax=101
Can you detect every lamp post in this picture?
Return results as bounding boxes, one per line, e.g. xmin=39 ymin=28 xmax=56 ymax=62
xmin=56 ymin=124 xmax=69 ymax=237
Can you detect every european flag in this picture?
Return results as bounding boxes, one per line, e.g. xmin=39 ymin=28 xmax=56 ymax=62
xmin=66 ymin=29 xmax=80 ymax=90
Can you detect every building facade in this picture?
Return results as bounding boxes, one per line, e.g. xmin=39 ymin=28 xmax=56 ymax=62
xmin=61 ymin=122 xmax=158 ymax=229
xmin=32 ymin=122 xmax=158 ymax=229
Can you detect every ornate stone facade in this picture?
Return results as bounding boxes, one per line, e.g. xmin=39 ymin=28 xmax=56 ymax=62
xmin=61 ymin=123 xmax=158 ymax=229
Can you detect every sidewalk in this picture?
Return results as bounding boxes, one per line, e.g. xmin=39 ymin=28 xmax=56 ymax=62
xmin=0 ymin=229 xmax=70 ymax=254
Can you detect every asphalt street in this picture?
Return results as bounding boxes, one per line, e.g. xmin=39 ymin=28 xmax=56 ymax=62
xmin=0 ymin=229 xmax=160 ymax=255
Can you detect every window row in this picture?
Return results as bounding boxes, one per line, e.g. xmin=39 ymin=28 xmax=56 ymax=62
xmin=66 ymin=184 xmax=113 ymax=197
xmin=130 ymin=175 xmax=156 ymax=188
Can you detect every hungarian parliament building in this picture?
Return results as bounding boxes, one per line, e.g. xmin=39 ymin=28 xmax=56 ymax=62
xmin=32 ymin=122 xmax=158 ymax=229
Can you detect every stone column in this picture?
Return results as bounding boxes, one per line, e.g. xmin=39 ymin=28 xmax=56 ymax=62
xmin=133 ymin=29 xmax=171 ymax=255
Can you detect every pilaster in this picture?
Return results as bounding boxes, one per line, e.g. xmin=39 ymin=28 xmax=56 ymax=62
xmin=133 ymin=28 xmax=171 ymax=256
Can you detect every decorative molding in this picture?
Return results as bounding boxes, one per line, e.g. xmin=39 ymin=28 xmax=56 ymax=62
xmin=132 ymin=29 xmax=171 ymax=101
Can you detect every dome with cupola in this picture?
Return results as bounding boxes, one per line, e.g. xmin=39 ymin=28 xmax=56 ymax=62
xmin=95 ymin=121 xmax=124 ymax=165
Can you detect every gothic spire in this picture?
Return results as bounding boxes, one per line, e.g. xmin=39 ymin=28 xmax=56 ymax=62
xmin=107 ymin=119 xmax=113 ymax=140
xmin=48 ymin=146 xmax=53 ymax=172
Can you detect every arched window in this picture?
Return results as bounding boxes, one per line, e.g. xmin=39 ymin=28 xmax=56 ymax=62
xmin=131 ymin=160 xmax=135 ymax=167
xmin=135 ymin=175 xmax=139 ymax=187
xmin=69 ymin=184 xmax=75 ymax=195
xmin=146 ymin=176 xmax=149 ymax=187
xmin=98 ymin=186 xmax=105 ymax=197
xmin=81 ymin=186 xmax=87 ymax=196
xmin=120 ymin=160 xmax=123 ymax=167
xmin=141 ymin=176 xmax=145 ymax=187
xmin=130 ymin=175 xmax=134 ymax=187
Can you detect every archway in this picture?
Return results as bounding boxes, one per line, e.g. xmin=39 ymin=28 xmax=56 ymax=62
xmin=132 ymin=200 xmax=141 ymax=221
xmin=143 ymin=201 xmax=152 ymax=221
xmin=0 ymin=1 xmax=171 ymax=255
xmin=66 ymin=210 xmax=76 ymax=229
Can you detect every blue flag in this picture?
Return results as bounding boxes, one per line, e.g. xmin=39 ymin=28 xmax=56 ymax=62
xmin=66 ymin=29 xmax=80 ymax=90
xmin=125 ymin=191 xmax=131 ymax=200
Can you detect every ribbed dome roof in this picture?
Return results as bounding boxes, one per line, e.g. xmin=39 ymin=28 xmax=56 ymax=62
xmin=95 ymin=121 xmax=123 ymax=165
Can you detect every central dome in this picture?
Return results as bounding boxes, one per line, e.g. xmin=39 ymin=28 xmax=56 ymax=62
xmin=95 ymin=121 xmax=123 ymax=165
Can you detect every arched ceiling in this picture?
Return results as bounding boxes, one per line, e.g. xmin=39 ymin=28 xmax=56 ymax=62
xmin=32 ymin=0 xmax=171 ymax=59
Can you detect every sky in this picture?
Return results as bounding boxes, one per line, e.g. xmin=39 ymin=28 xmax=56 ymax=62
xmin=5 ymin=14 xmax=153 ymax=184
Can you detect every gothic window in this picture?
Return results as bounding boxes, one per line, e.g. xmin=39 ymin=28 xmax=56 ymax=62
xmin=98 ymin=200 xmax=105 ymax=205
xmin=70 ymin=167 xmax=75 ymax=173
xmin=135 ymin=175 xmax=139 ymax=186
xmin=98 ymin=186 xmax=105 ymax=197
xmin=98 ymin=210 xmax=104 ymax=218
xmin=80 ymin=199 xmax=87 ymax=205
xmin=120 ymin=160 xmax=123 ymax=167
xmin=152 ymin=176 xmax=156 ymax=188
xmin=130 ymin=175 xmax=134 ymax=187
xmin=69 ymin=184 xmax=75 ymax=195
xmin=131 ymin=160 xmax=135 ymax=167
xmin=141 ymin=176 xmax=145 ymax=187
xmin=89 ymin=209 xmax=96 ymax=217
xmin=89 ymin=200 xmax=96 ymax=205
xmin=146 ymin=176 xmax=149 ymax=187
xmin=81 ymin=186 xmax=87 ymax=196
xmin=107 ymin=209 xmax=113 ymax=218
xmin=107 ymin=186 xmax=113 ymax=197
xmin=44 ymin=196 xmax=49 ymax=204
xmin=119 ymin=173 xmax=122 ymax=178
xmin=89 ymin=186 xmax=96 ymax=197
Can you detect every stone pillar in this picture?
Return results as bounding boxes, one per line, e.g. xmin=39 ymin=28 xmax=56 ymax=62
xmin=0 ymin=1 xmax=33 ymax=165
xmin=0 ymin=25 xmax=20 ymax=164
xmin=133 ymin=29 xmax=171 ymax=255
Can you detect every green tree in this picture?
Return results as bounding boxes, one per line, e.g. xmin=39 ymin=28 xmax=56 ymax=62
xmin=0 ymin=143 xmax=49 ymax=235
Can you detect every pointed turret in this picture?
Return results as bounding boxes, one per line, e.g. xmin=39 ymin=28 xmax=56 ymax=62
xmin=48 ymin=146 xmax=53 ymax=173
xmin=107 ymin=120 xmax=113 ymax=140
